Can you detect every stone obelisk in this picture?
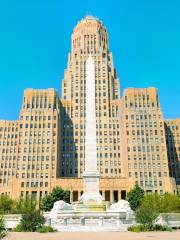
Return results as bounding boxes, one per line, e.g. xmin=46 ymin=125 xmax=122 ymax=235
xmin=80 ymin=55 xmax=103 ymax=206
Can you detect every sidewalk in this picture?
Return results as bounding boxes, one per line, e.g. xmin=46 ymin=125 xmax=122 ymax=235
xmin=4 ymin=231 xmax=180 ymax=240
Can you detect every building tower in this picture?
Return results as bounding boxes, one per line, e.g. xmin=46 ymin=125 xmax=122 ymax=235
xmin=121 ymin=88 xmax=176 ymax=194
xmin=0 ymin=121 xmax=19 ymax=188
xmin=17 ymin=89 xmax=61 ymax=200
xmin=61 ymin=16 xmax=122 ymax=178
xmin=165 ymin=119 xmax=180 ymax=186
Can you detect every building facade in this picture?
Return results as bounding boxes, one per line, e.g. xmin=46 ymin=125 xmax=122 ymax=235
xmin=121 ymin=88 xmax=176 ymax=194
xmin=0 ymin=16 xmax=179 ymax=202
xmin=0 ymin=89 xmax=61 ymax=200
xmin=61 ymin=16 xmax=122 ymax=178
xmin=0 ymin=121 xmax=18 ymax=187
xmin=165 ymin=119 xmax=180 ymax=185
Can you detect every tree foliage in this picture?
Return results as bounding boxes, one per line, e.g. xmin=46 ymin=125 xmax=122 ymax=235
xmin=16 ymin=211 xmax=45 ymax=232
xmin=36 ymin=225 xmax=56 ymax=233
xmin=0 ymin=195 xmax=14 ymax=214
xmin=13 ymin=196 xmax=36 ymax=214
xmin=40 ymin=187 xmax=70 ymax=212
xmin=136 ymin=206 xmax=158 ymax=227
xmin=0 ymin=216 xmax=6 ymax=239
xmin=141 ymin=193 xmax=180 ymax=213
xmin=0 ymin=195 xmax=37 ymax=214
xmin=127 ymin=185 xmax=144 ymax=210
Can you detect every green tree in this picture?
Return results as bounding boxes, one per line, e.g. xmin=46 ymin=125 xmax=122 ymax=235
xmin=161 ymin=193 xmax=180 ymax=213
xmin=0 ymin=195 xmax=38 ymax=215
xmin=127 ymin=185 xmax=144 ymax=210
xmin=136 ymin=205 xmax=158 ymax=228
xmin=40 ymin=194 xmax=54 ymax=212
xmin=0 ymin=195 xmax=14 ymax=214
xmin=40 ymin=187 xmax=70 ymax=212
xmin=140 ymin=193 xmax=161 ymax=213
xmin=141 ymin=193 xmax=180 ymax=213
xmin=13 ymin=196 xmax=36 ymax=214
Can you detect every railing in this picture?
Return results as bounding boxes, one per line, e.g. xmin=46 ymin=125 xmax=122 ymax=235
xmin=156 ymin=213 xmax=180 ymax=228
xmin=44 ymin=211 xmax=135 ymax=231
xmin=4 ymin=212 xmax=180 ymax=231
xmin=4 ymin=214 xmax=21 ymax=229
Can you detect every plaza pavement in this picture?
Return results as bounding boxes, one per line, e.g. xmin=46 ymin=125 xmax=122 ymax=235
xmin=4 ymin=231 xmax=180 ymax=240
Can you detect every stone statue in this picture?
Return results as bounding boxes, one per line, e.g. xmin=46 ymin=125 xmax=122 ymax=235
xmin=109 ymin=199 xmax=133 ymax=213
xmin=50 ymin=200 xmax=74 ymax=215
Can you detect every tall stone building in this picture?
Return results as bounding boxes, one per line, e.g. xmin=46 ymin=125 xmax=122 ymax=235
xmin=0 ymin=89 xmax=61 ymax=200
xmin=165 ymin=119 xmax=180 ymax=185
xmin=17 ymin=89 xmax=61 ymax=200
xmin=0 ymin=16 xmax=178 ymax=202
xmin=0 ymin=121 xmax=18 ymax=187
xmin=121 ymin=88 xmax=176 ymax=194
xmin=61 ymin=16 xmax=122 ymax=178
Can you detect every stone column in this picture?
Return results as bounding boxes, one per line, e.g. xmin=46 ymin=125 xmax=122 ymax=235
xmin=102 ymin=191 xmax=105 ymax=201
xmin=118 ymin=191 xmax=121 ymax=201
xmin=84 ymin=55 xmax=98 ymax=173
xmin=111 ymin=191 xmax=114 ymax=203
xmin=70 ymin=191 xmax=73 ymax=203
xmin=80 ymin=55 xmax=103 ymax=205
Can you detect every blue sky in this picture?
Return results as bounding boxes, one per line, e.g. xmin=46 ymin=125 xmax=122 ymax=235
xmin=0 ymin=0 xmax=179 ymax=120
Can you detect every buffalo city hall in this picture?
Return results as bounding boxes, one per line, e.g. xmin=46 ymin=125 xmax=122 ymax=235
xmin=0 ymin=16 xmax=179 ymax=203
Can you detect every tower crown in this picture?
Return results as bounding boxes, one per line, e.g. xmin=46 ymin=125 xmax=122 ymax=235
xmin=71 ymin=16 xmax=108 ymax=53
xmin=84 ymin=15 xmax=99 ymax=21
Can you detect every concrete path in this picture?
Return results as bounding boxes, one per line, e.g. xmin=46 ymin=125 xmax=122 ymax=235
xmin=4 ymin=231 xmax=180 ymax=240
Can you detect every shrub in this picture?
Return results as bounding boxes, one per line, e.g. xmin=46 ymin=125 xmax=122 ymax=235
xmin=136 ymin=206 xmax=158 ymax=228
xmin=127 ymin=185 xmax=144 ymax=211
xmin=128 ymin=224 xmax=172 ymax=232
xmin=0 ymin=195 xmax=14 ymax=214
xmin=36 ymin=225 xmax=56 ymax=233
xmin=17 ymin=211 xmax=45 ymax=232
xmin=0 ymin=216 xmax=6 ymax=239
xmin=153 ymin=224 xmax=172 ymax=231
xmin=14 ymin=224 xmax=24 ymax=232
xmin=14 ymin=213 xmax=56 ymax=233
xmin=41 ymin=187 xmax=70 ymax=212
xmin=128 ymin=225 xmax=142 ymax=232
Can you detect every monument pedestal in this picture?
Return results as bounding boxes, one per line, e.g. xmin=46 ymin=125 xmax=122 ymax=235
xmin=77 ymin=171 xmax=106 ymax=212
